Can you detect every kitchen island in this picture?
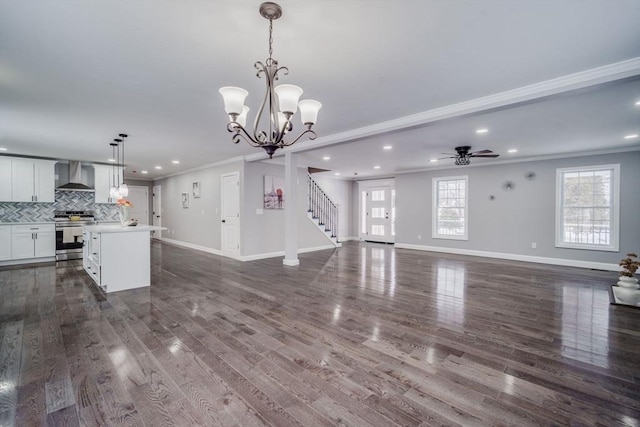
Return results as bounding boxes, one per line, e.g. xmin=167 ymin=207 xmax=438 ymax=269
xmin=83 ymin=224 xmax=165 ymax=293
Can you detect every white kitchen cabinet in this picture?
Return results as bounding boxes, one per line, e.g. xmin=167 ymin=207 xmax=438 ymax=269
xmin=93 ymin=164 xmax=120 ymax=204
xmin=11 ymin=224 xmax=56 ymax=259
xmin=10 ymin=158 xmax=55 ymax=202
xmin=0 ymin=225 xmax=11 ymax=260
xmin=0 ymin=157 xmax=11 ymax=201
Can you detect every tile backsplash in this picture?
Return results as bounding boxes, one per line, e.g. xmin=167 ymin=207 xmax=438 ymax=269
xmin=0 ymin=190 xmax=119 ymax=222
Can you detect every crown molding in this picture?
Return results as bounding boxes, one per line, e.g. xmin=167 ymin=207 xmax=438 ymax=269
xmin=243 ymin=58 xmax=640 ymax=162
xmin=153 ymin=155 xmax=246 ymax=181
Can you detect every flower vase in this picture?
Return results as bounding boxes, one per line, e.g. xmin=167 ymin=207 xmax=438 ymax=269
xmin=119 ymin=205 xmax=130 ymax=226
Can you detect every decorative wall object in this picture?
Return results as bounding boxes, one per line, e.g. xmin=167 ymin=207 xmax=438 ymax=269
xmin=192 ymin=181 xmax=201 ymax=198
xmin=502 ymin=181 xmax=515 ymax=191
xmin=264 ymin=175 xmax=284 ymax=209
xmin=181 ymin=193 xmax=189 ymax=208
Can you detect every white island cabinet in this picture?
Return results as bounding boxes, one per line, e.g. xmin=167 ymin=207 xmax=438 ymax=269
xmin=82 ymin=224 xmax=164 ymax=293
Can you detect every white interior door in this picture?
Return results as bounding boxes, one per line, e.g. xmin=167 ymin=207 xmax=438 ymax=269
xmin=152 ymin=185 xmax=162 ymax=238
xmin=365 ymin=186 xmax=394 ymax=243
xmin=127 ymin=186 xmax=149 ymax=225
xmin=222 ymin=172 xmax=240 ymax=258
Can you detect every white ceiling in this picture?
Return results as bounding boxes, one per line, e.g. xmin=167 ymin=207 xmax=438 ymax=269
xmin=1 ymin=0 xmax=639 ymax=180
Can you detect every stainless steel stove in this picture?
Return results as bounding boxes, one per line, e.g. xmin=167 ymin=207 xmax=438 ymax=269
xmin=54 ymin=210 xmax=95 ymax=261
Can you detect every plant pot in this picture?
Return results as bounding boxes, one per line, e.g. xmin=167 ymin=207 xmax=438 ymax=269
xmin=119 ymin=205 xmax=130 ymax=226
xmin=618 ymin=276 xmax=639 ymax=288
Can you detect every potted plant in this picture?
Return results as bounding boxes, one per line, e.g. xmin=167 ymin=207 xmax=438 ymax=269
xmin=618 ymin=252 xmax=639 ymax=287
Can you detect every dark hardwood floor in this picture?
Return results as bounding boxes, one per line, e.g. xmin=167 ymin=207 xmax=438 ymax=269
xmin=1 ymin=240 xmax=639 ymax=426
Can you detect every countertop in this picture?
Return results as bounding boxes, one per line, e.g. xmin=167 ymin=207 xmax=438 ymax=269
xmin=0 ymin=221 xmax=54 ymax=225
xmin=83 ymin=224 xmax=165 ymax=233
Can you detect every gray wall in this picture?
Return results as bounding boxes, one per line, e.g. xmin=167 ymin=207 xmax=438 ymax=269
xmin=395 ymin=151 xmax=640 ymax=264
xmin=154 ymin=161 xmax=244 ymax=250
xmin=242 ymin=162 xmax=329 ymax=256
xmin=154 ymin=159 xmax=331 ymax=256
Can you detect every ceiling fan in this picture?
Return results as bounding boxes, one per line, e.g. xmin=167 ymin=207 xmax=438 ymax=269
xmin=441 ymin=146 xmax=500 ymax=165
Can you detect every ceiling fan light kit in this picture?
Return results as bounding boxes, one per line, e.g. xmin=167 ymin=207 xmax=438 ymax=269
xmin=219 ymin=2 xmax=321 ymax=158
xmin=441 ymin=145 xmax=500 ymax=166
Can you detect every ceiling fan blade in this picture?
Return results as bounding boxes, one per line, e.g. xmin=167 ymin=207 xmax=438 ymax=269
xmin=471 ymin=149 xmax=493 ymax=155
xmin=438 ymin=156 xmax=457 ymax=160
xmin=470 ymin=154 xmax=500 ymax=158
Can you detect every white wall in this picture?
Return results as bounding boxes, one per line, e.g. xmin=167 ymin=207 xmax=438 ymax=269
xmin=394 ymin=151 xmax=640 ymax=266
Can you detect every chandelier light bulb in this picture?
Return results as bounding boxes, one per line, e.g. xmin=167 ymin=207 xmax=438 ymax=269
xmin=274 ymin=84 xmax=303 ymax=114
xmin=298 ymin=99 xmax=322 ymax=125
xmin=236 ymin=106 xmax=250 ymax=128
xmin=219 ymin=87 xmax=248 ymax=116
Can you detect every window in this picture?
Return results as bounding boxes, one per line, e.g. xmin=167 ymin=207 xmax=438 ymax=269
xmin=432 ymin=176 xmax=468 ymax=240
xmin=556 ymin=164 xmax=620 ymax=251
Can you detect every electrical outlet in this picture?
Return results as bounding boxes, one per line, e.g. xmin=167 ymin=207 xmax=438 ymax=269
xmin=0 ymin=208 xmax=4 ymax=215
xmin=418 ymin=235 xmax=422 ymax=240
xmin=531 ymin=242 xmax=537 ymax=249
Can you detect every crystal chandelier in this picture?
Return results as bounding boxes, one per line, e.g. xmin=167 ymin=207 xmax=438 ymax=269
xmin=219 ymin=2 xmax=322 ymax=158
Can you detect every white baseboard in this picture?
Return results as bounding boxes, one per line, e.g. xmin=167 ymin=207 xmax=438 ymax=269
xmin=394 ymin=243 xmax=619 ymax=271
xmin=239 ymin=244 xmax=337 ymax=262
xmin=0 ymin=256 xmax=56 ymax=267
xmin=159 ymin=238 xmax=336 ymax=262
xmin=161 ymin=238 xmax=223 ymax=256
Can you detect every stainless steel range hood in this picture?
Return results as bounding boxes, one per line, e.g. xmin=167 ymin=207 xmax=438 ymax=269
xmin=57 ymin=160 xmax=94 ymax=192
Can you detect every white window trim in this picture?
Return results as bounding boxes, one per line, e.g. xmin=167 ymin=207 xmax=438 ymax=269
xmin=432 ymin=175 xmax=469 ymax=241
xmin=555 ymin=164 xmax=620 ymax=252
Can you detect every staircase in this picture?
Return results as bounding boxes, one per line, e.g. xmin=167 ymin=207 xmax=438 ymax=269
xmin=307 ymin=174 xmax=341 ymax=247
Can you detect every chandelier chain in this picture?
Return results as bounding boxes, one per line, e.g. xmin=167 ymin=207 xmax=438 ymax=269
xmin=268 ymin=18 xmax=274 ymax=61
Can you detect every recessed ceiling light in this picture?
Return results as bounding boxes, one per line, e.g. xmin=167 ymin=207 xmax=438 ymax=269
xmin=430 ymin=159 xmax=438 ymax=163
xmin=322 ymin=156 xmax=330 ymax=160
xmin=141 ymin=170 xmax=148 ymax=174
xmin=624 ymin=134 xmax=638 ymax=139
xmin=334 ymin=172 xmax=340 ymax=176
xmin=155 ymin=166 xmax=162 ymax=170
xmin=108 ymin=158 xmax=116 ymax=162
xmin=0 ymin=147 xmax=7 ymax=151
xmin=383 ymin=145 xmax=392 ymax=150
xmin=508 ymin=149 xmax=518 ymax=153
xmin=172 ymin=160 xmax=180 ymax=164
xmin=476 ymin=128 xmax=489 ymax=134
xmin=373 ymin=165 xmax=381 ymax=169
xmin=635 ymin=100 xmax=640 ymax=106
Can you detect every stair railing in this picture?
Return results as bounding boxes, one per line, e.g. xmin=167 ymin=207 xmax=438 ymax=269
xmin=307 ymin=174 xmax=338 ymax=240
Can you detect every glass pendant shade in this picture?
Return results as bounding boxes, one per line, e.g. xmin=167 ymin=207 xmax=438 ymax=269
xmin=274 ymin=84 xmax=303 ymax=114
xmin=236 ymin=106 xmax=250 ymax=128
xmin=110 ymin=186 xmax=120 ymax=198
xmin=118 ymin=183 xmax=129 ymax=197
xmin=298 ymin=99 xmax=322 ymax=125
xmin=277 ymin=112 xmax=288 ymax=132
xmin=219 ymin=87 xmax=249 ymax=116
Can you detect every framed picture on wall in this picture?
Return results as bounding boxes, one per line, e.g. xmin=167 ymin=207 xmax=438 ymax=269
xmin=263 ymin=175 xmax=284 ymax=209
xmin=182 ymin=192 xmax=189 ymax=208
xmin=193 ymin=181 xmax=201 ymax=198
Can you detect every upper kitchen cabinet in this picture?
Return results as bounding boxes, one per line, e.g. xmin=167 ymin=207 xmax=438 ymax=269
xmin=93 ymin=164 xmax=121 ymax=203
xmin=0 ymin=157 xmax=11 ymax=201
xmin=2 ymin=157 xmax=56 ymax=202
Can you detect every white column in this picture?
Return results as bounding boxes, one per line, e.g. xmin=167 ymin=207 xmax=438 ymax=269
xmin=283 ymin=151 xmax=299 ymax=266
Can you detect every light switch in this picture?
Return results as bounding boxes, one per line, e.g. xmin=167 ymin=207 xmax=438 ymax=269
xmin=256 ymin=208 xmax=264 ymax=215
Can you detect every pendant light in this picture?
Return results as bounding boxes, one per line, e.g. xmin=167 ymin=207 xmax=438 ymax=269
xmin=117 ymin=133 xmax=129 ymax=197
xmin=109 ymin=142 xmax=120 ymax=199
